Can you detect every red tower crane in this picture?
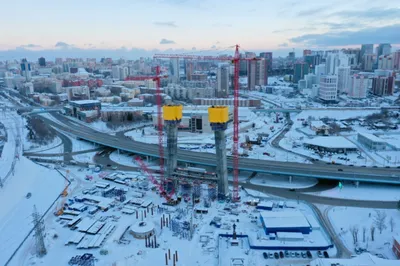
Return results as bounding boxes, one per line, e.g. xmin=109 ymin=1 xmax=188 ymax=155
xmin=154 ymin=45 xmax=254 ymax=201
xmin=125 ymin=66 xmax=167 ymax=185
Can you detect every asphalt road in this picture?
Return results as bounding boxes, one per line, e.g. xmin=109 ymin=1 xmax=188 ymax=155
xmin=37 ymin=113 xmax=400 ymax=185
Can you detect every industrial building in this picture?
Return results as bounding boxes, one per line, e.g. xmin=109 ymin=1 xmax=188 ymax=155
xmin=357 ymin=132 xmax=387 ymax=151
xmin=303 ymin=136 xmax=358 ymax=153
xmin=64 ymin=100 xmax=101 ymax=122
xmin=259 ymin=210 xmax=312 ymax=235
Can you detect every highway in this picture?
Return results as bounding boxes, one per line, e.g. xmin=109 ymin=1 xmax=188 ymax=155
xmin=35 ymin=113 xmax=400 ymax=185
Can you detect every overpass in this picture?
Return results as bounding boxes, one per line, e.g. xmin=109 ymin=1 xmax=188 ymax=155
xmin=36 ymin=113 xmax=400 ymax=185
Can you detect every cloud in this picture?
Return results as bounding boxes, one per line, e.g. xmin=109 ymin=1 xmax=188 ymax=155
xmin=290 ymin=24 xmax=400 ymax=46
xmin=278 ymin=43 xmax=288 ymax=47
xmin=273 ymin=27 xmax=316 ymax=34
xmin=212 ymin=23 xmax=232 ymax=27
xmin=322 ymin=22 xmax=364 ymax=30
xmin=297 ymin=6 xmax=328 ymax=17
xmin=19 ymin=44 xmax=41 ymax=48
xmin=211 ymin=45 xmax=217 ymax=49
xmin=153 ymin=21 xmax=177 ymax=27
xmin=55 ymin=41 xmax=73 ymax=48
xmin=159 ymin=38 xmax=176 ymax=45
xmin=331 ymin=7 xmax=400 ymax=20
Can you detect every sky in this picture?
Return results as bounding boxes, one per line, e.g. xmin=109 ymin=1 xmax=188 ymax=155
xmin=1 ymin=0 xmax=400 ymax=60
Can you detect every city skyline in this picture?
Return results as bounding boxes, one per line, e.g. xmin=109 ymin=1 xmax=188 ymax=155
xmin=1 ymin=0 xmax=400 ymax=59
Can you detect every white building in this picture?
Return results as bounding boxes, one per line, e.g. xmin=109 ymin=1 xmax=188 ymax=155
xmin=217 ymin=63 xmax=229 ymax=97
xmin=20 ymin=60 xmax=32 ymax=81
xmin=378 ymin=54 xmax=393 ymax=70
xmin=314 ymin=64 xmax=325 ymax=84
xmin=119 ymin=67 xmax=129 ymax=81
xmin=325 ymin=52 xmax=349 ymax=75
xmin=337 ymin=66 xmax=351 ymax=93
xmin=165 ymin=84 xmax=215 ymax=100
xmin=311 ymin=84 xmax=319 ymax=98
xmin=304 ymin=73 xmax=317 ymax=89
xmin=319 ymin=75 xmax=338 ymax=101
xmin=349 ymin=74 xmax=368 ymax=99
xmin=112 ymin=65 xmax=120 ymax=80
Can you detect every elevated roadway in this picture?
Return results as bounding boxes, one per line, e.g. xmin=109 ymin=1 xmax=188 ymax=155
xmin=37 ymin=113 xmax=400 ymax=185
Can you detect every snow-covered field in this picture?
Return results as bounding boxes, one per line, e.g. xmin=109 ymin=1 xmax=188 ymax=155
xmin=24 ymin=138 xmax=63 ymax=154
xmin=329 ymin=206 xmax=400 ymax=259
xmin=250 ymin=174 xmax=318 ymax=189
xmin=0 ymin=157 xmax=65 ymax=265
xmin=309 ymin=182 xmax=400 ymax=201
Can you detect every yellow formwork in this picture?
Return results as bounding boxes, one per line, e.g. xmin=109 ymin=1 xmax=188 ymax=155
xmin=163 ymin=104 xmax=183 ymax=121
xmin=208 ymin=106 xmax=229 ymax=123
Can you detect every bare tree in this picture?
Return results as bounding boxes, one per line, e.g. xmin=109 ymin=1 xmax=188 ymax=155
xmin=373 ymin=210 xmax=387 ymax=234
xmin=370 ymin=226 xmax=375 ymax=241
xmin=363 ymin=227 xmax=366 ymax=243
xmin=390 ymin=217 xmax=396 ymax=232
xmin=349 ymin=225 xmax=359 ymax=245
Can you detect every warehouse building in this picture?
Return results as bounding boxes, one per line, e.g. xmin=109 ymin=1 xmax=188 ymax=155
xmin=357 ymin=132 xmax=387 ymax=151
xmin=303 ymin=136 xmax=358 ymax=153
xmin=259 ymin=210 xmax=311 ymax=235
xmin=64 ymin=100 xmax=101 ymax=122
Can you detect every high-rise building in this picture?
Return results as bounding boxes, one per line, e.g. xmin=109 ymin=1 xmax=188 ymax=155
xmin=362 ymin=54 xmax=376 ymax=71
xmin=55 ymin=58 xmax=63 ymax=65
xmin=239 ymin=53 xmax=248 ymax=75
xmin=378 ymin=54 xmax=394 ymax=70
xmin=259 ymin=52 xmax=272 ymax=73
xmin=119 ymin=67 xmax=128 ymax=81
xmin=170 ymin=58 xmax=180 ymax=83
xmin=337 ymin=66 xmax=351 ymax=93
xmin=112 ymin=65 xmax=120 ymax=80
xmin=184 ymin=60 xmax=194 ymax=80
xmin=377 ymin=43 xmax=392 ymax=57
xmin=217 ymin=63 xmax=230 ymax=97
xmin=303 ymin=50 xmax=312 ymax=56
xmin=342 ymin=48 xmax=361 ymax=66
xmin=372 ymin=75 xmax=394 ymax=96
xmin=349 ymin=74 xmax=368 ymax=99
xmin=288 ymin=51 xmax=295 ymax=63
xmin=20 ymin=59 xmax=31 ymax=81
xmin=315 ymin=64 xmax=326 ymax=84
xmin=38 ymin=57 xmax=46 ymax=67
xmin=304 ymin=73 xmax=317 ymax=89
xmin=247 ymin=58 xmax=267 ymax=90
xmin=293 ymin=62 xmax=310 ymax=83
xmin=393 ymin=51 xmax=400 ymax=70
xmin=319 ymin=75 xmax=338 ymax=101
xmin=361 ymin=44 xmax=373 ymax=59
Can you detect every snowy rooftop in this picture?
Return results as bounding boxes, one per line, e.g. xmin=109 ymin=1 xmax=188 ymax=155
xmin=358 ymin=132 xmax=386 ymax=143
xmin=310 ymin=121 xmax=326 ymax=128
xmin=70 ymin=100 xmax=100 ymax=105
xmin=310 ymin=253 xmax=400 ymax=266
xmin=260 ymin=210 xmax=310 ymax=229
xmin=304 ymin=136 xmax=357 ymax=149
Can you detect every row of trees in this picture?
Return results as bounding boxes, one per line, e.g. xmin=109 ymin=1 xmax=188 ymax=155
xmin=349 ymin=210 xmax=395 ymax=245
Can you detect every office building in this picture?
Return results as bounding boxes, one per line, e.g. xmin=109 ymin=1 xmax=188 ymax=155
xmin=361 ymin=44 xmax=373 ymax=59
xmin=319 ymin=75 xmax=338 ymax=102
xmin=337 ymin=66 xmax=351 ymax=93
xmin=217 ymin=63 xmax=230 ymax=97
xmin=20 ymin=59 xmax=31 ymax=81
xmin=372 ymin=75 xmax=394 ymax=96
xmin=342 ymin=48 xmax=361 ymax=66
xmin=170 ymin=58 xmax=180 ymax=83
xmin=112 ymin=65 xmax=120 ymax=80
xmin=315 ymin=64 xmax=326 ymax=84
xmin=393 ymin=51 xmax=400 ymax=70
xmin=362 ymin=54 xmax=376 ymax=71
xmin=377 ymin=43 xmax=392 ymax=57
xmin=38 ymin=57 xmax=46 ymax=67
xmin=303 ymin=50 xmax=312 ymax=56
xmin=247 ymin=58 xmax=267 ymax=90
xmin=293 ymin=62 xmax=310 ymax=84
xmin=349 ymin=74 xmax=368 ymax=99
xmin=259 ymin=52 xmax=272 ymax=73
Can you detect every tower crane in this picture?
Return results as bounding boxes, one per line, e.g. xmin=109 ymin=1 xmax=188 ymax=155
xmin=125 ymin=66 xmax=168 ymax=186
xmin=154 ymin=45 xmax=256 ymax=201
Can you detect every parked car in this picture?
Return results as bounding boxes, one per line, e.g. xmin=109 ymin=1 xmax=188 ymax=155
xmin=317 ymin=251 xmax=323 ymax=258
xmin=301 ymin=252 xmax=307 ymax=258
xmin=263 ymin=252 xmax=268 ymax=259
xmin=295 ymin=252 xmax=300 ymax=258
xmin=279 ymin=251 xmax=284 ymax=258
xmin=111 ymin=166 xmax=118 ymax=170
xmin=269 ymin=253 xmax=274 ymax=259
xmin=306 ymin=250 xmax=312 ymax=259
xmin=26 ymin=192 xmax=32 ymax=199
xmin=284 ymin=250 xmax=289 ymax=257
xmin=323 ymin=251 xmax=329 ymax=258
xmin=338 ymin=168 xmax=343 ymax=171
xmin=274 ymin=252 xmax=279 ymax=259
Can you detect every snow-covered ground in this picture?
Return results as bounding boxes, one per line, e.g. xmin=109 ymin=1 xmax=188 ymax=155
xmin=0 ymin=157 xmax=65 ymax=265
xmin=250 ymin=174 xmax=318 ymax=189
xmin=308 ymin=182 xmax=400 ymax=201
xmin=24 ymin=138 xmax=63 ymax=154
xmin=328 ymin=206 xmax=400 ymax=259
xmin=73 ymin=151 xmax=97 ymax=164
